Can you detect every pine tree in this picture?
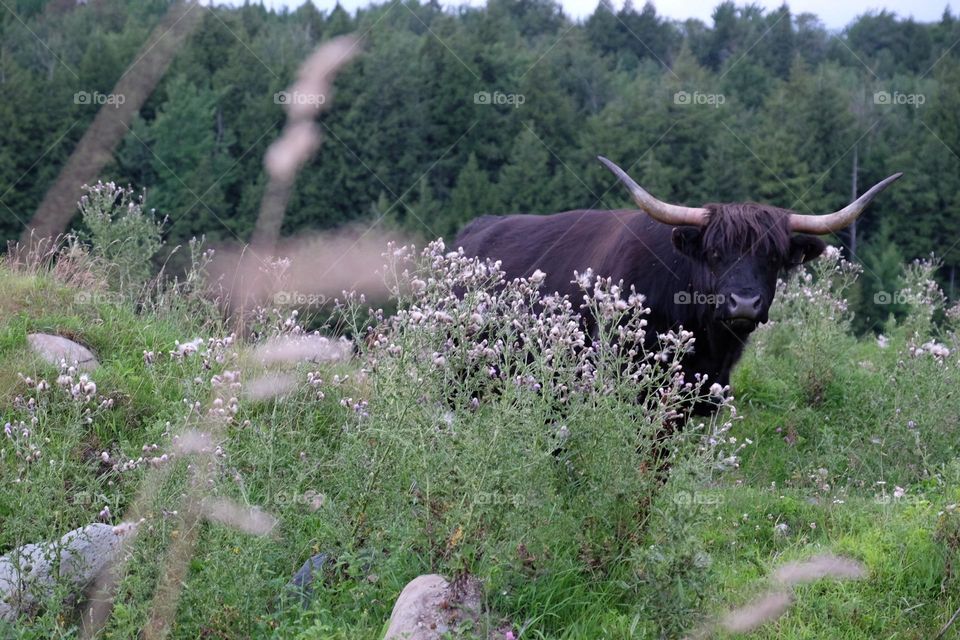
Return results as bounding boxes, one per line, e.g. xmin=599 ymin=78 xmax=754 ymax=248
xmin=497 ymin=127 xmax=553 ymax=213
xmin=447 ymin=152 xmax=500 ymax=238
xmin=142 ymin=75 xmax=231 ymax=244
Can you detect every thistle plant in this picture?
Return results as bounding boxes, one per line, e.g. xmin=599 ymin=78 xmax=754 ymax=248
xmin=78 ymin=181 xmax=164 ymax=294
xmin=328 ymin=240 xmax=739 ymax=590
xmin=746 ymin=246 xmax=960 ymax=486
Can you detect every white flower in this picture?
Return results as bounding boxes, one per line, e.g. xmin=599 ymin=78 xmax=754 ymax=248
xmin=922 ymin=341 xmax=950 ymax=358
xmin=173 ymin=338 xmax=204 ymax=357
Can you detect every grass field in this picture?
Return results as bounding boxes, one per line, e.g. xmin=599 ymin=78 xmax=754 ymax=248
xmin=1 ymin=236 xmax=959 ymax=639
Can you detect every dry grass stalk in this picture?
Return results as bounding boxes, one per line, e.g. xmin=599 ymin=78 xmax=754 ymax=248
xmin=719 ymin=591 xmax=793 ymax=633
xmin=772 ymin=553 xmax=867 ymax=585
xmin=212 ymin=227 xmax=399 ymax=315
xmin=80 ymin=36 xmax=362 ymax=638
xmin=23 ymin=1 xmax=204 ymax=245
xmin=686 ymin=553 xmax=868 ymax=638
xmin=5 ymin=233 xmax=103 ymax=292
xmin=250 ymin=35 xmax=361 ymax=255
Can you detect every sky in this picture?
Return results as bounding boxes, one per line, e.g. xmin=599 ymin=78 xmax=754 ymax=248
xmin=248 ymin=0 xmax=951 ymax=30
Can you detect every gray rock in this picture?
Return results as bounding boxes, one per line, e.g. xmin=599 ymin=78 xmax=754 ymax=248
xmin=26 ymin=333 xmax=98 ymax=371
xmin=0 ymin=522 xmax=136 ymax=622
xmin=384 ymin=573 xmax=485 ymax=640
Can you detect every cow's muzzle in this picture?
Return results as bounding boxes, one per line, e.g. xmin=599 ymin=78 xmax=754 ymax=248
xmin=722 ymin=293 xmax=763 ymax=330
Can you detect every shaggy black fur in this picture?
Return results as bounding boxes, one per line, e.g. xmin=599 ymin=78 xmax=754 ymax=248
xmin=454 ymin=206 xmax=826 ymax=411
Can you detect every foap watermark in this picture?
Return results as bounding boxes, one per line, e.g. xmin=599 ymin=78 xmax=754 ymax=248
xmin=250 ymin=489 xmax=328 ymax=510
xmin=873 ymin=91 xmax=925 ymax=108
xmin=274 ymin=91 xmax=326 ymax=107
xmin=74 ymin=91 xmax=126 ymax=108
xmin=671 ymin=489 xmax=724 ymax=507
xmin=474 ymin=90 xmax=525 ymax=108
xmin=674 ymin=291 xmax=726 ymax=306
xmin=874 ymin=494 xmax=925 ymax=506
xmin=873 ymin=290 xmax=925 ymax=306
xmin=74 ymin=291 xmax=126 ymax=305
xmin=274 ymin=291 xmax=329 ymax=306
xmin=474 ymin=491 xmax=527 ymax=507
xmin=674 ymin=90 xmax=725 ymax=108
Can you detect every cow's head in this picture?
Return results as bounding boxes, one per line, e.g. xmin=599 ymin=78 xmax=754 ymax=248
xmin=599 ymin=156 xmax=902 ymax=334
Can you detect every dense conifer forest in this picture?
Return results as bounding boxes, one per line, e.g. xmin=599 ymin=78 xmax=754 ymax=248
xmin=3 ymin=0 xmax=959 ymax=327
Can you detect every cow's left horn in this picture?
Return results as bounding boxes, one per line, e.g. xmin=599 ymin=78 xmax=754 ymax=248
xmin=598 ymin=156 xmax=709 ymax=227
xmin=789 ymin=173 xmax=903 ymax=234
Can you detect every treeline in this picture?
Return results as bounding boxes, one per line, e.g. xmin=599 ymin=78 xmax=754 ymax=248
xmin=2 ymin=0 xmax=960 ymax=328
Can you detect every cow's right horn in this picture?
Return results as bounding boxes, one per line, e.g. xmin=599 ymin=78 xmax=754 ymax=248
xmin=598 ymin=156 xmax=709 ymax=227
xmin=788 ymin=173 xmax=903 ymax=234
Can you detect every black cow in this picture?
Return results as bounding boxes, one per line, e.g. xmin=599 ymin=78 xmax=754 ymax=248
xmin=455 ymin=157 xmax=901 ymax=411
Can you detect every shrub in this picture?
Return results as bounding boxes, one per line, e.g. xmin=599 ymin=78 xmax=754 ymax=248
xmin=320 ymin=240 xmax=740 ymax=629
xmin=78 ymin=181 xmax=164 ymax=293
xmin=739 ymin=249 xmax=960 ymax=488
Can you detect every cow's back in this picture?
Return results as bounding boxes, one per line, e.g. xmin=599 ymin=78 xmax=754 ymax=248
xmin=454 ymin=210 xmax=683 ymax=301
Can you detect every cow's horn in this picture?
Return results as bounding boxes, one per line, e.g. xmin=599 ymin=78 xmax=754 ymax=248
xmin=789 ymin=173 xmax=903 ymax=234
xmin=598 ymin=156 xmax=709 ymax=226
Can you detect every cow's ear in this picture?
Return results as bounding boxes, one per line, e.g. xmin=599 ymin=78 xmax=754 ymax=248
xmin=788 ymin=234 xmax=827 ymax=265
xmin=672 ymin=227 xmax=703 ymax=259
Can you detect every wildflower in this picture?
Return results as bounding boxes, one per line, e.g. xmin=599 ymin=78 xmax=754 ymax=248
xmin=923 ymin=341 xmax=950 ymax=358
xmin=172 ymin=338 xmax=204 ymax=358
xmin=893 ymin=486 xmax=906 ymax=499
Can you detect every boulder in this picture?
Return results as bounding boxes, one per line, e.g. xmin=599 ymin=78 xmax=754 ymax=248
xmin=0 ymin=522 xmax=136 ymax=622
xmin=26 ymin=333 xmax=98 ymax=371
xmin=384 ymin=573 xmax=485 ymax=640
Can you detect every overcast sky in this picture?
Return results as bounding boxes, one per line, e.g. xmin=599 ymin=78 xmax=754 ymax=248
xmin=247 ymin=0 xmax=951 ymax=29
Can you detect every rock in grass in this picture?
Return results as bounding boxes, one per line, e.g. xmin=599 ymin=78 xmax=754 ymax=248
xmin=285 ymin=552 xmax=329 ymax=607
xmin=26 ymin=333 xmax=98 ymax=371
xmin=384 ymin=573 xmax=486 ymax=640
xmin=0 ymin=523 xmax=137 ymax=622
